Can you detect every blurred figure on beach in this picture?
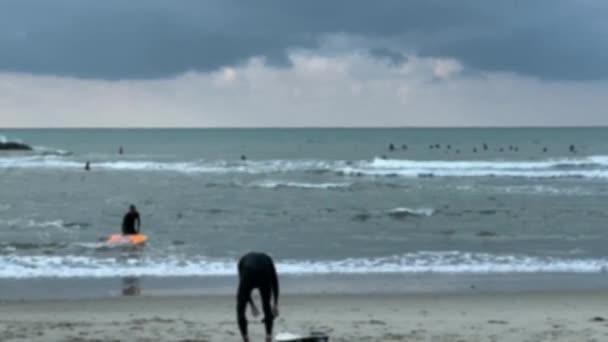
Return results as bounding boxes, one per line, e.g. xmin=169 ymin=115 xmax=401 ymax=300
xmin=237 ymin=252 xmax=280 ymax=342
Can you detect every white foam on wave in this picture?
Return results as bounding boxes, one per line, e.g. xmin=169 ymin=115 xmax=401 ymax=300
xmin=500 ymin=185 xmax=594 ymax=196
xmin=2 ymin=155 xmax=608 ymax=179
xmin=94 ymin=159 xmax=338 ymax=174
xmin=251 ymin=180 xmax=352 ymax=189
xmin=33 ymin=146 xmax=72 ymax=156
xmin=368 ymin=157 xmax=605 ymax=170
xmin=387 ymin=207 xmax=435 ymax=217
xmin=0 ymin=135 xmax=24 ymax=144
xmin=0 ymin=251 xmax=607 ymax=278
xmin=0 ymin=157 xmax=337 ymax=174
xmin=0 ymin=156 xmax=82 ymax=169
xmin=0 ymin=218 xmax=65 ymax=229
xmin=589 ymin=155 xmax=608 ymax=164
xmin=453 ymin=184 xmax=596 ymax=196
xmin=338 ymin=156 xmax=608 ymax=179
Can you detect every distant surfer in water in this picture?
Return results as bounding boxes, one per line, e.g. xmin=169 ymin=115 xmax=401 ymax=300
xmin=122 ymin=205 xmax=141 ymax=235
xmin=119 ymin=146 xmax=124 ymax=155
xmin=237 ymin=252 xmax=280 ymax=342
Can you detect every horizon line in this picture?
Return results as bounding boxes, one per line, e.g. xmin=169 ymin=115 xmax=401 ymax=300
xmin=2 ymin=125 xmax=608 ymax=130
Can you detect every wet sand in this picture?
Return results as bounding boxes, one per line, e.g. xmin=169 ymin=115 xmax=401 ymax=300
xmin=1 ymin=290 xmax=608 ymax=341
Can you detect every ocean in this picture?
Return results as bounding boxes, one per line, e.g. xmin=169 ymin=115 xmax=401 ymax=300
xmin=1 ymin=128 xmax=608 ymax=298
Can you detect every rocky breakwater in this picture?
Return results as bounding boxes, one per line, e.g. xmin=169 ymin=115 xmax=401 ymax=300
xmin=0 ymin=141 xmax=33 ymax=151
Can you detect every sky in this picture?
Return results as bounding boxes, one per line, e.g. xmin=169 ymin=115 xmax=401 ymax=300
xmin=1 ymin=0 xmax=607 ymax=127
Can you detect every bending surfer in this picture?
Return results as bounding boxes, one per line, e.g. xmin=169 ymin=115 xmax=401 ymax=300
xmin=237 ymin=252 xmax=280 ymax=342
xmin=122 ymin=204 xmax=141 ymax=235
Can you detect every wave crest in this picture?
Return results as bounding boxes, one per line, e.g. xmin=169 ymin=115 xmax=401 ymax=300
xmin=2 ymin=155 xmax=608 ymax=179
xmin=250 ymin=180 xmax=352 ymax=189
xmin=0 ymin=251 xmax=606 ymax=278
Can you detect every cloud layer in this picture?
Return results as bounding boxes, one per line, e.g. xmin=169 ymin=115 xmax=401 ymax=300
xmin=1 ymin=1 xmax=606 ymax=80
xmin=1 ymin=2 xmax=607 ymax=127
xmin=3 ymin=49 xmax=607 ymax=127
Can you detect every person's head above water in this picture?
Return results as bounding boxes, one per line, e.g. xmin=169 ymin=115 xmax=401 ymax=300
xmin=129 ymin=204 xmax=136 ymax=212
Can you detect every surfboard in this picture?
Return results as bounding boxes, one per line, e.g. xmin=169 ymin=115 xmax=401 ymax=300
xmin=107 ymin=234 xmax=147 ymax=246
xmin=275 ymin=333 xmax=329 ymax=342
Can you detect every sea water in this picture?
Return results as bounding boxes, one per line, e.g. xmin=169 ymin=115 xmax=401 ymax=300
xmin=1 ymin=128 xmax=608 ymax=294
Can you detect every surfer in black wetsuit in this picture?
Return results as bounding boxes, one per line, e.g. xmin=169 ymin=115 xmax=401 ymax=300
xmin=122 ymin=205 xmax=140 ymax=235
xmin=237 ymin=252 xmax=279 ymax=342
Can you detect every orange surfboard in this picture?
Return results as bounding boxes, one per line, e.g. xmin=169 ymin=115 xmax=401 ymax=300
xmin=107 ymin=234 xmax=147 ymax=246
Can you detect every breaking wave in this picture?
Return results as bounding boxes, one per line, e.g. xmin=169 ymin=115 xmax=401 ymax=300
xmin=3 ymin=155 xmax=608 ymax=178
xmin=336 ymin=157 xmax=608 ymax=178
xmin=0 ymin=219 xmax=89 ymax=230
xmin=0 ymin=251 xmax=607 ymax=278
xmin=250 ymin=180 xmax=352 ymax=190
xmin=386 ymin=207 xmax=435 ymax=218
xmin=0 ymin=218 xmax=65 ymax=229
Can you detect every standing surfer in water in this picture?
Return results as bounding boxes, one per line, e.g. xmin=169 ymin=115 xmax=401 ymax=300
xmin=122 ymin=205 xmax=141 ymax=235
xmin=237 ymin=252 xmax=280 ymax=342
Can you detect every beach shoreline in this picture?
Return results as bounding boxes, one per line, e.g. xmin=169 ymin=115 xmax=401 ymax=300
xmin=2 ymin=272 xmax=608 ymax=301
xmin=2 ymin=290 xmax=608 ymax=341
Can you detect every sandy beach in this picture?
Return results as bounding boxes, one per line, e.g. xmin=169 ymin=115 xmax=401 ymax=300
xmin=1 ymin=290 xmax=608 ymax=341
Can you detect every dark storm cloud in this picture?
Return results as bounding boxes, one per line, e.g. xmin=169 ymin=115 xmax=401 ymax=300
xmin=0 ymin=0 xmax=606 ymax=80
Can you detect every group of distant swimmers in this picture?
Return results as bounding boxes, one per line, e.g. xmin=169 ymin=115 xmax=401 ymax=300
xmin=387 ymin=142 xmax=578 ymax=154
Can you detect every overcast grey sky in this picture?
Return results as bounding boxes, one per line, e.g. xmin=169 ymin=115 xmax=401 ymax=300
xmin=1 ymin=1 xmax=607 ymax=127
